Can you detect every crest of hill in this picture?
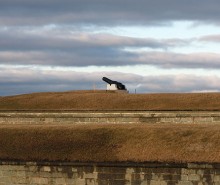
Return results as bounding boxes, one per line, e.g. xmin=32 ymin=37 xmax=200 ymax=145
xmin=1 ymin=90 xmax=220 ymax=110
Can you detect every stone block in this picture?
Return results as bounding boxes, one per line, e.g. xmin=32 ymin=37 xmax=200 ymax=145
xmin=54 ymin=178 xmax=66 ymax=184
xmin=181 ymin=175 xmax=188 ymax=181
xmin=214 ymin=175 xmax=220 ymax=182
xmin=147 ymin=180 xmax=161 ymax=185
xmin=108 ymin=118 xmax=117 ymax=123
xmin=85 ymin=178 xmax=97 ymax=185
xmin=0 ymin=176 xmax=11 ymax=184
xmin=213 ymin=117 xmax=220 ymax=122
xmin=89 ymin=118 xmax=99 ymax=122
xmin=2 ymin=170 xmax=16 ymax=177
xmin=79 ymin=118 xmax=90 ymax=123
xmin=84 ymin=172 xmax=97 ymax=179
xmin=194 ymin=117 xmax=213 ymax=123
xmin=160 ymin=117 xmax=175 ymax=123
xmin=126 ymin=168 xmax=135 ymax=174
xmin=11 ymin=176 xmax=27 ymax=184
xmin=188 ymin=174 xmax=200 ymax=181
xmin=65 ymin=178 xmax=77 ymax=185
xmin=131 ymin=173 xmax=141 ymax=181
xmin=42 ymin=166 xmax=51 ymax=172
xmin=98 ymin=173 xmax=125 ymax=180
xmin=196 ymin=170 xmax=204 ymax=175
xmin=75 ymin=178 xmax=86 ymax=185
xmin=30 ymin=177 xmax=49 ymax=184
xmin=139 ymin=117 xmax=159 ymax=123
xmin=179 ymin=117 xmax=193 ymax=123
xmin=215 ymin=169 xmax=220 ymax=175
xmin=202 ymin=174 xmax=214 ymax=183
xmin=16 ymin=170 xmax=26 ymax=177
xmin=177 ymin=181 xmax=194 ymax=185
xmin=106 ymin=179 xmax=129 ymax=185
xmin=151 ymin=174 xmax=160 ymax=180
xmin=72 ymin=168 xmax=78 ymax=173
xmin=98 ymin=118 xmax=108 ymax=123
xmin=160 ymin=181 xmax=168 ymax=185
xmin=0 ymin=165 xmax=20 ymax=171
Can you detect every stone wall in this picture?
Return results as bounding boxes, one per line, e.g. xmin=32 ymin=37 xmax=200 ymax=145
xmin=1 ymin=111 xmax=220 ymax=124
xmin=0 ymin=161 xmax=220 ymax=185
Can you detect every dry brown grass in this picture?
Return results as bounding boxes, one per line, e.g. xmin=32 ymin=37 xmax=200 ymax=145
xmin=1 ymin=90 xmax=220 ymax=110
xmin=0 ymin=123 xmax=220 ymax=163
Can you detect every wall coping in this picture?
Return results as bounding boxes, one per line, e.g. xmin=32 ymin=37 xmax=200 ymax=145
xmin=1 ymin=110 xmax=220 ymax=112
xmin=0 ymin=160 xmax=220 ymax=169
xmin=1 ymin=110 xmax=220 ymax=118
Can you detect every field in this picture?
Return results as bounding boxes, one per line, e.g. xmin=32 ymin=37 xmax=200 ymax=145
xmin=1 ymin=90 xmax=220 ymax=110
xmin=0 ymin=123 xmax=220 ymax=163
xmin=1 ymin=91 xmax=220 ymax=163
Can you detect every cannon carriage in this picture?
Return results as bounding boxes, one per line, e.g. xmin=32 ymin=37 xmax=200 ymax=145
xmin=102 ymin=77 xmax=128 ymax=93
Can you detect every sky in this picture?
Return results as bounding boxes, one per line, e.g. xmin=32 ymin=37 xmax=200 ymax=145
xmin=1 ymin=0 xmax=220 ymax=96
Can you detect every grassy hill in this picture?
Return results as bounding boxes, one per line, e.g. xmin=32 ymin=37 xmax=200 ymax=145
xmin=1 ymin=123 xmax=220 ymax=163
xmin=1 ymin=90 xmax=220 ymax=110
xmin=1 ymin=90 xmax=220 ymax=163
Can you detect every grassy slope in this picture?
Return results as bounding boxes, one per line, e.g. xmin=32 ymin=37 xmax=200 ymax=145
xmin=1 ymin=124 xmax=220 ymax=163
xmin=1 ymin=90 xmax=220 ymax=110
xmin=1 ymin=91 xmax=220 ymax=163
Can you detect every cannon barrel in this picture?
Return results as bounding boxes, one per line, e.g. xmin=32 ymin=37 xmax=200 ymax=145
xmin=102 ymin=77 xmax=127 ymax=90
xmin=102 ymin=77 xmax=114 ymax=85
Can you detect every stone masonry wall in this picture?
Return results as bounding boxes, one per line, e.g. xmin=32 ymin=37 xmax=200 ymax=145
xmin=0 ymin=162 xmax=220 ymax=185
xmin=1 ymin=111 xmax=220 ymax=124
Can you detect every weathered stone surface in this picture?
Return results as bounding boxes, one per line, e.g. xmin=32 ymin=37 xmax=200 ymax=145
xmin=1 ymin=111 xmax=220 ymax=125
xmin=0 ymin=162 xmax=219 ymax=185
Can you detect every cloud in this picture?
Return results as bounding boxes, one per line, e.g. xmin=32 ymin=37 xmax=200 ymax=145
xmin=0 ymin=0 xmax=220 ymax=95
xmin=0 ymin=29 xmax=197 ymax=68
xmin=130 ymin=74 xmax=220 ymax=93
xmin=0 ymin=29 xmax=187 ymax=51
xmin=0 ymin=0 xmax=220 ymax=26
xmin=1 ymin=50 xmax=220 ymax=69
xmin=1 ymin=28 xmax=219 ymax=69
xmin=199 ymin=34 xmax=220 ymax=43
xmin=136 ymin=52 xmax=220 ymax=69
xmin=1 ymin=66 xmax=220 ymax=96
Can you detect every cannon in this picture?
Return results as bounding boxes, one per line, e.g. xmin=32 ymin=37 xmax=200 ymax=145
xmin=102 ymin=77 xmax=127 ymax=91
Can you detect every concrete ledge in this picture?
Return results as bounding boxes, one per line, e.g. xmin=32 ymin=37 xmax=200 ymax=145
xmin=0 ymin=161 xmax=219 ymax=169
xmin=1 ymin=111 xmax=220 ymax=124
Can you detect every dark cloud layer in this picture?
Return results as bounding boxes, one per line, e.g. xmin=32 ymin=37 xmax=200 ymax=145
xmin=0 ymin=29 xmax=219 ymax=69
xmin=0 ymin=0 xmax=220 ymax=95
xmin=1 ymin=50 xmax=220 ymax=69
xmin=0 ymin=0 xmax=220 ymax=26
xmin=0 ymin=29 xmax=187 ymax=51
